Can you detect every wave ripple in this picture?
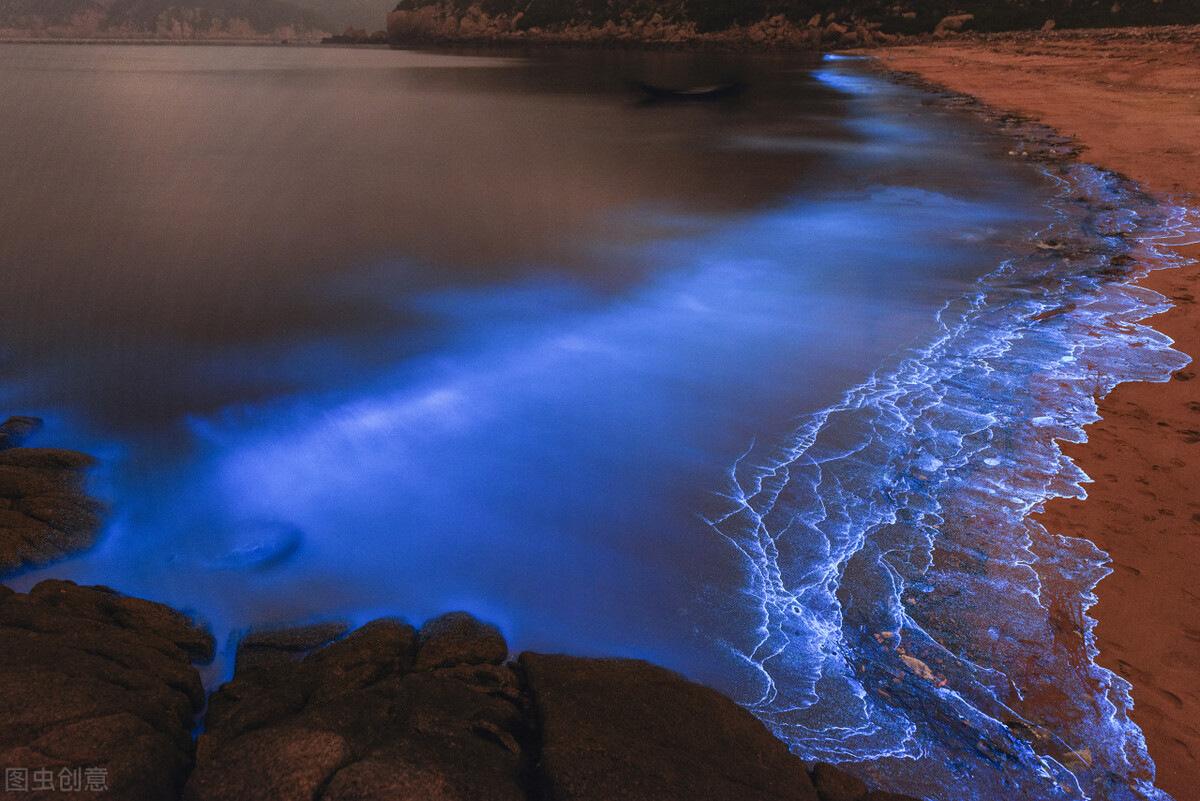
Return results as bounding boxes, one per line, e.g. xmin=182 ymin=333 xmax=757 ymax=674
xmin=703 ymin=165 xmax=1197 ymax=801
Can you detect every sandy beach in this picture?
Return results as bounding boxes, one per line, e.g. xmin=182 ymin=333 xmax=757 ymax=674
xmin=867 ymin=27 xmax=1200 ymax=801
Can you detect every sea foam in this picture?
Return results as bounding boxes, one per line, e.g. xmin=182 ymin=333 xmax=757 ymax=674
xmin=704 ymin=165 xmax=1196 ymax=801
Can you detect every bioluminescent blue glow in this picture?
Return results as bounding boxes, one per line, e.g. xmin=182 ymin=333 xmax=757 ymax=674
xmin=0 ymin=45 xmax=1190 ymax=801
xmin=703 ymin=165 xmax=1195 ymax=801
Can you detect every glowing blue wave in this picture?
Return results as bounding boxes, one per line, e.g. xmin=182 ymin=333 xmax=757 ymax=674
xmin=704 ymin=166 xmax=1197 ymax=801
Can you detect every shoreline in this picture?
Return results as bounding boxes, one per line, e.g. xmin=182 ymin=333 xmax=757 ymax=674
xmin=865 ymin=29 xmax=1200 ymax=801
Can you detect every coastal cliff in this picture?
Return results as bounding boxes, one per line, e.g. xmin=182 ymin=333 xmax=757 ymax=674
xmin=385 ymin=0 xmax=1200 ymax=48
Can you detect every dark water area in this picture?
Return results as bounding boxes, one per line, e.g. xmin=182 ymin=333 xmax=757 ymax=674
xmin=0 ymin=43 xmax=1186 ymax=800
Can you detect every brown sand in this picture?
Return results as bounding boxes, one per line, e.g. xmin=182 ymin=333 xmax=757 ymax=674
xmin=866 ymin=27 xmax=1200 ymax=801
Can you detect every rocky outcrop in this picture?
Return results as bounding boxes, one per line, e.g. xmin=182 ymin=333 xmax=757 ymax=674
xmin=385 ymin=3 xmax=903 ymax=49
xmin=0 ymin=417 xmax=104 ymax=576
xmin=383 ymin=0 xmax=1200 ymax=50
xmin=519 ymin=652 xmax=819 ymax=801
xmin=0 ymin=580 xmax=214 ymax=800
xmin=186 ymin=612 xmax=923 ymax=801
xmin=184 ymin=612 xmax=525 ymax=801
xmin=0 ymin=579 xmax=925 ymax=800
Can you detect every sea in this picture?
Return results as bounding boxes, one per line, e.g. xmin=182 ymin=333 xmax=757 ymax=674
xmin=0 ymin=42 xmax=1191 ymax=801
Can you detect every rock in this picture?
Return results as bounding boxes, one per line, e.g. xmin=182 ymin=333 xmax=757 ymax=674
xmin=234 ymin=621 xmax=352 ymax=672
xmin=1041 ymin=19 xmax=1056 ymax=32
xmin=863 ymin=792 xmax=923 ymax=801
xmin=0 ymin=447 xmax=96 ymax=471
xmin=187 ymin=614 xmax=527 ymax=801
xmin=812 ymin=760 xmax=869 ymax=801
xmin=0 ymin=441 xmax=104 ymax=576
xmin=186 ymin=614 xmax=848 ymax=800
xmin=28 ymin=579 xmax=216 ymax=663
xmin=0 ymin=416 xmax=42 ymax=449
xmin=0 ymin=581 xmax=213 ymax=801
xmin=518 ymin=653 xmax=819 ymax=801
xmin=415 ymin=611 xmax=508 ymax=670
xmin=934 ymin=13 xmax=974 ymax=36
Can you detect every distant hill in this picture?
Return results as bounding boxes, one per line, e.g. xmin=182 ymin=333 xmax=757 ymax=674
xmin=0 ymin=0 xmax=332 ymax=38
xmin=392 ymin=0 xmax=1200 ymax=35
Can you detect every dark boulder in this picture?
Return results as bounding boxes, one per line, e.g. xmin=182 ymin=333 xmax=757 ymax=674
xmin=189 ymin=615 xmax=839 ymax=801
xmin=0 ymin=416 xmax=43 ymax=449
xmin=518 ymin=652 xmax=819 ymax=801
xmin=187 ymin=614 xmax=528 ymax=801
xmin=415 ymin=610 xmax=509 ymax=670
xmin=0 ymin=580 xmax=214 ymax=801
xmin=0 ymin=437 xmax=104 ymax=576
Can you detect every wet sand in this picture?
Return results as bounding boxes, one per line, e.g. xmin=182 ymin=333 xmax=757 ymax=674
xmin=866 ymin=27 xmax=1200 ymax=801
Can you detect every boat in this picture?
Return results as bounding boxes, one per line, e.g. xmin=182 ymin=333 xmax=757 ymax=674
xmin=631 ymin=78 xmax=749 ymax=102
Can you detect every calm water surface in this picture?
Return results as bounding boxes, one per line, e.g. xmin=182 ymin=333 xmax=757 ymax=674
xmin=0 ymin=44 xmax=1177 ymax=801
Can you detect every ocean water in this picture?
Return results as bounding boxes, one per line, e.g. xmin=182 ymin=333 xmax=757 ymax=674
xmin=0 ymin=44 xmax=1189 ymax=800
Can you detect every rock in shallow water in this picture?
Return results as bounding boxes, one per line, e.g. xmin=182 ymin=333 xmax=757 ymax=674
xmin=812 ymin=760 xmax=870 ymax=801
xmin=194 ymin=518 xmax=304 ymax=571
xmin=0 ymin=418 xmax=104 ymax=576
xmin=0 ymin=580 xmax=214 ymax=800
xmin=188 ymin=616 xmax=527 ymax=801
xmin=186 ymin=613 xmax=919 ymax=801
xmin=0 ymin=585 xmax=925 ymax=800
xmin=415 ymin=610 xmax=509 ymax=669
xmin=234 ymin=620 xmax=352 ymax=672
xmin=519 ymin=652 xmax=820 ymax=801
xmin=0 ymin=415 xmax=43 ymax=450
